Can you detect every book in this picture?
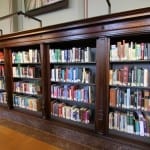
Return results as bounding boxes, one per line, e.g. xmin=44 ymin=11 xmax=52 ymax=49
xmin=109 ymin=88 xmax=117 ymax=107
xmin=0 ymin=51 xmax=4 ymax=62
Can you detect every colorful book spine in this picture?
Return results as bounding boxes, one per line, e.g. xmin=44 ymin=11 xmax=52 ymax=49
xmin=0 ymin=92 xmax=7 ymax=104
xmin=49 ymin=47 xmax=95 ymax=63
xmin=109 ymin=111 xmax=150 ymax=137
xmin=12 ymin=49 xmax=40 ymax=63
xmin=110 ymin=41 xmax=150 ymax=61
xmin=50 ymin=101 xmax=92 ymax=124
xmin=109 ymin=66 xmax=149 ymax=87
xmin=51 ymin=84 xmax=95 ymax=104
xmin=13 ymin=94 xmax=41 ymax=111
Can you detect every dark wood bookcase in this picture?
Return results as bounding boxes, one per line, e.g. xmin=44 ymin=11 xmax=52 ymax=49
xmin=0 ymin=7 xmax=150 ymax=149
xmin=49 ymin=38 xmax=97 ymax=130
xmin=108 ymin=34 xmax=150 ymax=144
xmin=11 ymin=45 xmax=43 ymax=116
xmin=0 ymin=48 xmax=7 ymax=106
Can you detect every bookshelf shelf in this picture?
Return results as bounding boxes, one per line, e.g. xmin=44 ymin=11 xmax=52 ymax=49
xmin=13 ymin=77 xmax=41 ymax=81
xmin=0 ymin=103 xmax=7 ymax=107
xmin=13 ymin=92 xmax=42 ymax=98
xmin=109 ymin=106 xmax=150 ymax=114
xmin=109 ymin=129 xmax=150 ymax=143
xmin=51 ymin=97 xmax=95 ymax=109
xmin=14 ymin=106 xmax=42 ymax=116
xmin=12 ymin=63 xmax=41 ymax=65
xmin=0 ymin=89 xmax=5 ymax=92
xmin=51 ymin=81 xmax=96 ymax=86
xmin=51 ymin=115 xmax=95 ymax=130
xmin=109 ymin=85 xmax=150 ymax=90
xmin=110 ymin=60 xmax=150 ymax=64
xmin=0 ymin=76 xmax=5 ymax=78
xmin=50 ymin=62 xmax=96 ymax=65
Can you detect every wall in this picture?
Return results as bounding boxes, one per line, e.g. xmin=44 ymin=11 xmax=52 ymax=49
xmin=19 ymin=0 xmax=85 ymax=31
xmin=0 ymin=0 xmax=13 ymax=34
xmin=0 ymin=0 xmax=150 ymax=34
xmin=88 ymin=0 xmax=150 ymax=17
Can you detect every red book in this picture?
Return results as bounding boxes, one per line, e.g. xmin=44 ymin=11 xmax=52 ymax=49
xmin=141 ymin=43 xmax=144 ymax=60
xmin=122 ymin=65 xmax=129 ymax=86
xmin=109 ymin=88 xmax=117 ymax=107
xmin=0 ymin=52 xmax=4 ymax=62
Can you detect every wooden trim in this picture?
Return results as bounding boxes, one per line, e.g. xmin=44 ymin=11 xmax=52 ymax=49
xmin=0 ymin=7 xmax=150 ymax=41
xmin=4 ymin=48 xmax=13 ymax=109
xmin=40 ymin=43 xmax=50 ymax=119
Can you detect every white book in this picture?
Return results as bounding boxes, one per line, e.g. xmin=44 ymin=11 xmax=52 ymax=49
xmin=143 ymin=69 xmax=148 ymax=87
xmin=139 ymin=120 xmax=145 ymax=136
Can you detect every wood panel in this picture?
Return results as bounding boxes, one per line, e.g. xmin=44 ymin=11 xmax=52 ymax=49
xmin=40 ymin=43 xmax=50 ymax=119
xmin=4 ymin=48 xmax=13 ymax=109
xmin=95 ymin=37 xmax=109 ymax=134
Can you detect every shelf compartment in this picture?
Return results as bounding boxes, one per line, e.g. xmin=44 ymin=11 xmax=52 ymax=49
xmin=109 ymin=85 xmax=150 ymax=90
xmin=13 ymin=92 xmax=42 ymax=98
xmin=110 ymin=60 xmax=150 ymax=64
xmin=109 ymin=106 xmax=150 ymax=114
xmin=109 ymin=129 xmax=150 ymax=143
xmin=51 ymin=81 xmax=96 ymax=86
xmin=13 ymin=77 xmax=41 ymax=81
xmin=51 ymin=115 xmax=95 ymax=130
xmin=14 ymin=106 xmax=42 ymax=117
xmin=51 ymin=97 xmax=95 ymax=109
xmin=50 ymin=62 xmax=96 ymax=65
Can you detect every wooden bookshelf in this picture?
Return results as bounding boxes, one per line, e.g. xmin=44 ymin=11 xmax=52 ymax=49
xmin=0 ymin=49 xmax=7 ymax=106
xmin=0 ymin=7 xmax=150 ymax=149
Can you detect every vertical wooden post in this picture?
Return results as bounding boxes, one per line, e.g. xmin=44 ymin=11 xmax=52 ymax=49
xmin=40 ymin=43 xmax=50 ymax=119
xmin=95 ymin=37 xmax=110 ymax=134
xmin=4 ymin=48 xmax=13 ymax=109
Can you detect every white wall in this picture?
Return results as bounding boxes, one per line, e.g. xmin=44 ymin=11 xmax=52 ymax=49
xmin=111 ymin=0 xmax=150 ymax=13
xmin=21 ymin=0 xmax=150 ymax=30
xmin=21 ymin=0 xmax=84 ymax=30
xmin=88 ymin=0 xmax=150 ymax=17
xmin=0 ymin=0 xmax=150 ymax=34
xmin=0 ymin=0 xmax=13 ymax=34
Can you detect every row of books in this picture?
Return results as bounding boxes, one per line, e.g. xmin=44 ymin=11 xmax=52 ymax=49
xmin=13 ymin=66 xmax=41 ymax=78
xmin=0 ymin=66 xmax=4 ymax=76
xmin=109 ymin=111 xmax=150 ymax=137
xmin=0 ymin=79 xmax=5 ymax=90
xmin=51 ymin=101 xmax=92 ymax=124
xmin=49 ymin=47 xmax=95 ymax=63
xmin=0 ymin=51 xmax=4 ymax=62
xmin=110 ymin=41 xmax=150 ymax=61
xmin=109 ymin=66 xmax=150 ymax=87
xmin=12 ymin=49 xmax=41 ymax=63
xmin=13 ymin=81 xmax=41 ymax=95
xmin=51 ymin=84 xmax=95 ymax=104
xmin=0 ymin=92 xmax=7 ymax=104
xmin=13 ymin=94 xmax=41 ymax=111
xmin=110 ymin=88 xmax=150 ymax=111
xmin=51 ymin=67 xmax=94 ymax=83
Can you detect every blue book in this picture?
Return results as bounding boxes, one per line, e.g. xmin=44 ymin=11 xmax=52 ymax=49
xmin=126 ymin=88 xmax=130 ymax=109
